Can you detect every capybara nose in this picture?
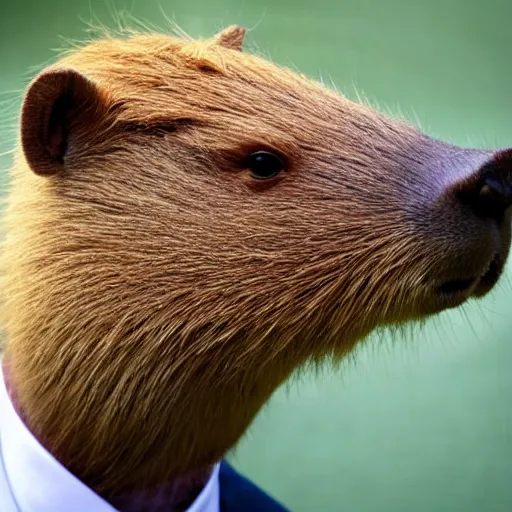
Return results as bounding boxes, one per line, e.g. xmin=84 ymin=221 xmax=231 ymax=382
xmin=425 ymin=147 xmax=512 ymax=308
xmin=456 ymin=148 xmax=512 ymax=223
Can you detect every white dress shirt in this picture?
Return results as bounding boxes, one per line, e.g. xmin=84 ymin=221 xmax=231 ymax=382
xmin=0 ymin=367 xmax=220 ymax=512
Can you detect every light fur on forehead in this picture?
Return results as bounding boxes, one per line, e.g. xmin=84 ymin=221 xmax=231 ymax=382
xmin=214 ymin=25 xmax=246 ymax=51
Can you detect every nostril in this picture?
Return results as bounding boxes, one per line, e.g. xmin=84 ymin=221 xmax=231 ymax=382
xmin=479 ymin=177 xmax=512 ymax=215
xmin=456 ymin=148 xmax=512 ymax=222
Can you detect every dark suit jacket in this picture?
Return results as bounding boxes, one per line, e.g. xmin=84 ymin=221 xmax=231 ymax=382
xmin=219 ymin=462 xmax=289 ymax=511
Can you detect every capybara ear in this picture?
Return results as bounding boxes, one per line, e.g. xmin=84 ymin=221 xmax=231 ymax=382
xmin=214 ymin=25 xmax=246 ymax=51
xmin=20 ymin=68 xmax=108 ymax=177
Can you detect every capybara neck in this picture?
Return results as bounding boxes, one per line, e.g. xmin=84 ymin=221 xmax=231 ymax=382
xmin=2 ymin=23 xmax=511 ymax=509
xmin=2 ymin=358 xmax=212 ymax=511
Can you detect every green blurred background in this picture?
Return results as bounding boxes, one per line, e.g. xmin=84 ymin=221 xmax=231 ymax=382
xmin=1 ymin=0 xmax=511 ymax=510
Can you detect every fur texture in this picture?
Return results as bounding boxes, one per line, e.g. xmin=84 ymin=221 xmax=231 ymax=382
xmin=1 ymin=25 xmax=510 ymax=505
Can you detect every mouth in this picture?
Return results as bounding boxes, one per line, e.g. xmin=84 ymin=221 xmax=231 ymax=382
xmin=435 ymin=252 xmax=503 ymax=305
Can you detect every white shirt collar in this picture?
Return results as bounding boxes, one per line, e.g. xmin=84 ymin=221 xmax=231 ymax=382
xmin=0 ymin=366 xmax=220 ymax=512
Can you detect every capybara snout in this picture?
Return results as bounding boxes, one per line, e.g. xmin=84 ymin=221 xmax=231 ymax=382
xmin=397 ymin=140 xmax=512 ymax=315
xmin=434 ymin=148 xmax=512 ymax=302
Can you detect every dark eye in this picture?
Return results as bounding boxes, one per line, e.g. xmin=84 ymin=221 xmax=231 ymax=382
xmin=244 ymin=151 xmax=285 ymax=180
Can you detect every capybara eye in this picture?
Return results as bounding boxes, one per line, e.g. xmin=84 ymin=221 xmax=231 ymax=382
xmin=244 ymin=151 xmax=285 ymax=180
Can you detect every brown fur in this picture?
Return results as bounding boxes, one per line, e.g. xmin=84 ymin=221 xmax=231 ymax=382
xmin=1 ymin=25 xmax=510 ymax=505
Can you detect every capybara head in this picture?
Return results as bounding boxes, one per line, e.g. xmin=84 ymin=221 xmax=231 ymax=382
xmin=1 ymin=25 xmax=511 ymax=498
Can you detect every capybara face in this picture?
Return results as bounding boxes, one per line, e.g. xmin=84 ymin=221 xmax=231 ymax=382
xmin=2 ymin=26 xmax=511 ymax=495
